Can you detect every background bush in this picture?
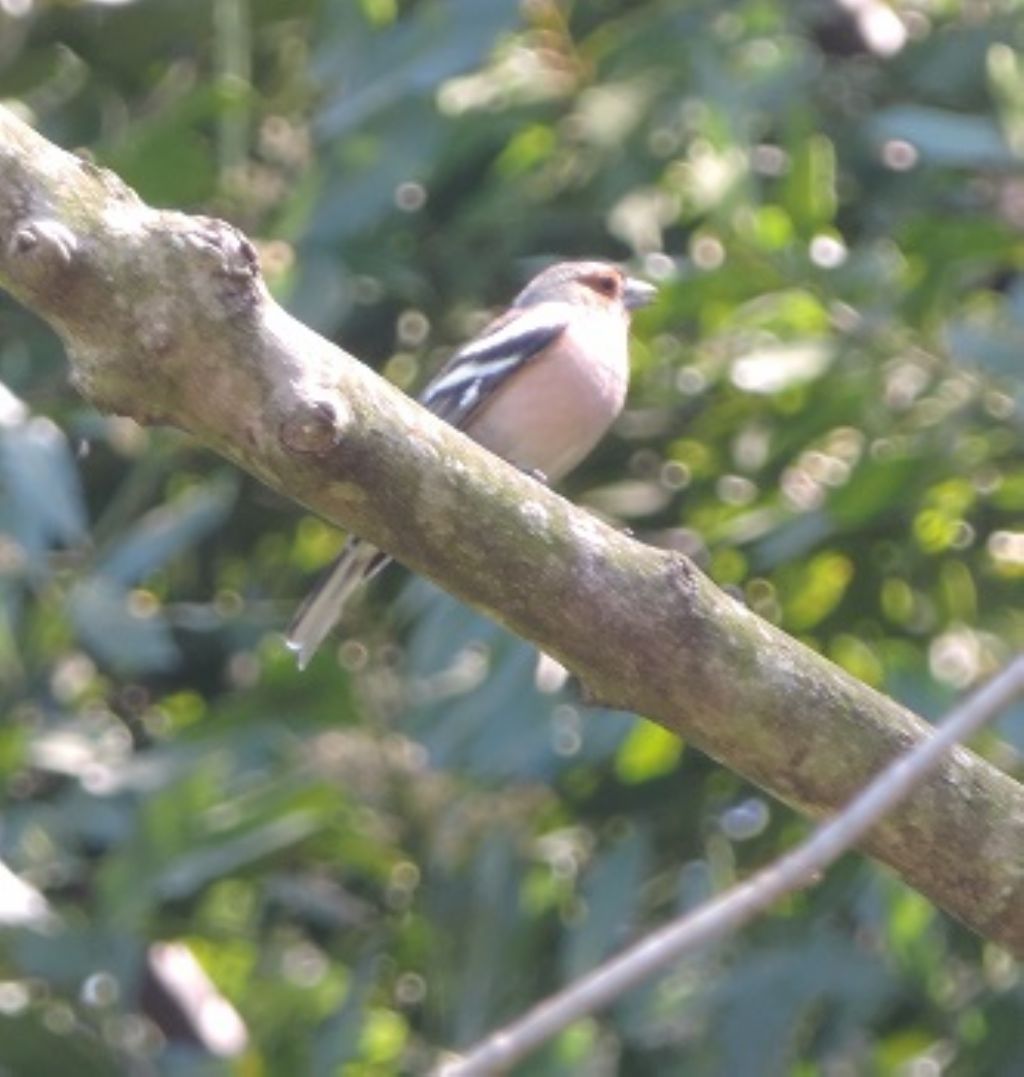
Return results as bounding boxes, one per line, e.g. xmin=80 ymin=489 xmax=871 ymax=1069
xmin=1 ymin=0 xmax=1022 ymax=1072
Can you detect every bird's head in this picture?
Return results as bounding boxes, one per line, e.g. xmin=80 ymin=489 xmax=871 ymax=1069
xmin=513 ymin=260 xmax=657 ymax=314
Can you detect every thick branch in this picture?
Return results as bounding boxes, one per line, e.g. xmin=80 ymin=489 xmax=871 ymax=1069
xmin=1 ymin=106 xmax=1021 ymax=952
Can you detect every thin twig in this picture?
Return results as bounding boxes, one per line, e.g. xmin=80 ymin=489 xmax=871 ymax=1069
xmin=437 ymin=655 xmax=1024 ymax=1077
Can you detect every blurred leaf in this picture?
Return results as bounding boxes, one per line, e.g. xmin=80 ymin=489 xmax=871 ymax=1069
xmin=101 ymin=84 xmax=228 ymax=206
xmin=97 ymin=477 xmax=236 ymax=586
xmin=563 ymin=828 xmax=650 ymax=980
xmin=67 ymin=577 xmax=179 ymax=673
xmin=0 ymin=413 xmax=87 ymax=566
xmin=945 ymin=318 xmax=1024 ymax=379
xmin=402 ymin=587 xmax=632 ymax=779
xmin=886 ymin=887 xmax=937 ymax=965
xmin=0 ymin=1012 xmax=121 ymax=1076
xmin=97 ymin=761 xmax=335 ymax=922
xmin=710 ymin=931 xmax=894 ymax=1075
xmin=314 ymin=0 xmax=523 ymax=139
xmin=451 ymin=829 xmax=529 ymax=1044
xmin=828 ymin=455 xmax=923 ymax=527
xmin=525 ymin=1021 xmax=604 ymax=1077
xmin=997 ymin=700 xmax=1024 ymax=752
xmin=867 ymin=106 xmax=1014 ymax=167
xmin=748 ymin=510 xmax=835 ymax=569
xmin=155 ymin=810 xmax=324 ymax=901
xmin=304 ymin=99 xmax=444 ymax=247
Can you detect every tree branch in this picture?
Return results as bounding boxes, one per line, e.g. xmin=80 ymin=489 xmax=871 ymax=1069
xmin=1 ymin=106 xmax=1021 ymax=951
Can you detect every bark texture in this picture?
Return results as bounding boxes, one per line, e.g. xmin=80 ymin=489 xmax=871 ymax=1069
xmin=1 ymin=106 xmax=1021 ymax=951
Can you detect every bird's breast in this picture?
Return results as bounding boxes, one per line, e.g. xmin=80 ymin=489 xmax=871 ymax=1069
xmin=466 ymin=310 xmax=630 ymax=482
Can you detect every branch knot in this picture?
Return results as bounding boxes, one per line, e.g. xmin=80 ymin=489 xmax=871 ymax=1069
xmin=7 ymin=218 xmax=78 ymax=275
xmin=280 ymin=399 xmax=347 ymax=456
xmin=180 ymin=218 xmax=260 ymax=318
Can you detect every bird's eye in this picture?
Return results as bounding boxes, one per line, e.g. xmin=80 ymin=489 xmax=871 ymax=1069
xmin=586 ymin=273 xmax=619 ymax=297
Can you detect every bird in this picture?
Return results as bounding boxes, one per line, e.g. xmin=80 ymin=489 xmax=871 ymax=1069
xmin=286 ymin=259 xmax=657 ymax=668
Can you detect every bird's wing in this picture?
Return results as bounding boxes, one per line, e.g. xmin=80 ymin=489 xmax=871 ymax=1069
xmin=288 ymin=304 xmax=569 ymax=667
xmin=419 ymin=302 xmax=570 ymax=427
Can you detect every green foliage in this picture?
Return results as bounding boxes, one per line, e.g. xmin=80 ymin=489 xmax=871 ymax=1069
xmin=1 ymin=0 xmax=1022 ymax=1073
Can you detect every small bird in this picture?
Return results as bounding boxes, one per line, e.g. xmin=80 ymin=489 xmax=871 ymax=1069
xmin=287 ymin=260 xmax=657 ymax=668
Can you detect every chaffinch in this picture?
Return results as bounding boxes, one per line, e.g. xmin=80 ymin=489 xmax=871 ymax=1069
xmin=287 ymin=260 xmax=657 ymax=668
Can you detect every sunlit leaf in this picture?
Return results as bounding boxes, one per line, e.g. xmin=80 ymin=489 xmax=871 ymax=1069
xmin=780 ymin=551 xmax=854 ymax=631
xmin=614 ymin=720 xmax=684 ymax=784
xmin=730 ymin=342 xmax=833 ymax=394
xmin=783 ymin=133 xmax=836 ymax=232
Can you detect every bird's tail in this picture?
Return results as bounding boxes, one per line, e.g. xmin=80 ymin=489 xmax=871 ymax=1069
xmin=286 ymin=539 xmax=390 ymax=669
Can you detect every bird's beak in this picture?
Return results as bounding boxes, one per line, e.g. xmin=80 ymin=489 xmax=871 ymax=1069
xmin=623 ymin=276 xmax=658 ymax=310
